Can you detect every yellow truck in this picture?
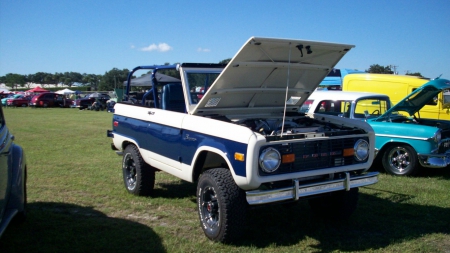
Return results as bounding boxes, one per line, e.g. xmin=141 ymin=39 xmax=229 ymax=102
xmin=342 ymin=73 xmax=450 ymax=120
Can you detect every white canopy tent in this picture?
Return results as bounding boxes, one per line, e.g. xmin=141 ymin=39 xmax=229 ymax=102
xmin=55 ymin=88 xmax=75 ymax=95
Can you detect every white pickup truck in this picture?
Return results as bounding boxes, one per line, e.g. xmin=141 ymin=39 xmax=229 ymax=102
xmin=108 ymin=37 xmax=379 ymax=242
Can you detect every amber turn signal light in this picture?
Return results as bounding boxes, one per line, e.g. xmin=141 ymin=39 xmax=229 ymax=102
xmin=343 ymin=148 xmax=354 ymax=157
xmin=282 ymin=154 xmax=295 ymax=163
xmin=234 ymin=152 xmax=245 ymax=161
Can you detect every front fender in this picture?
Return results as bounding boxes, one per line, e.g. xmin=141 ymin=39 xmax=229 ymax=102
xmin=191 ymin=146 xmax=234 ymax=176
xmin=8 ymin=143 xmax=26 ymax=212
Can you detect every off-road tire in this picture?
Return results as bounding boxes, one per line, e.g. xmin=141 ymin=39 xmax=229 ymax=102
xmin=382 ymin=145 xmax=419 ymax=176
xmin=197 ymin=168 xmax=247 ymax=243
xmin=308 ymin=187 xmax=359 ymax=220
xmin=122 ymin=144 xmax=155 ymax=196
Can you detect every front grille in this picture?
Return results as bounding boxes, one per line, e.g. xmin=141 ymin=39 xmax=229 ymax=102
xmin=438 ymin=138 xmax=450 ymax=153
xmin=259 ymin=137 xmax=367 ymax=176
xmin=440 ymin=129 xmax=450 ymax=140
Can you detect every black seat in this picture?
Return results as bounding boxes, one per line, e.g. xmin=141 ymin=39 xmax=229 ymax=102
xmin=161 ymin=83 xmax=185 ymax=113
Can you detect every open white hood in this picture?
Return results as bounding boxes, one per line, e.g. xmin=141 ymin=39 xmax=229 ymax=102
xmin=191 ymin=37 xmax=354 ymax=117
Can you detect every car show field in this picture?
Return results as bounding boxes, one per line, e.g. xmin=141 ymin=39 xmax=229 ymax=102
xmin=0 ymin=107 xmax=449 ymax=252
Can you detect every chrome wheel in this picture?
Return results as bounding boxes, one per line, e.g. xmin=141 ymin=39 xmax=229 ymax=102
xmin=121 ymin=145 xmax=155 ymax=196
xmin=199 ymin=186 xmax=220 ymax=231
xmin=123 ymin=153 xmax=137 ymax=191
xmin=197 ymin=168 xmax=247 ymax=242
xmin=382 ymin=145 xmax=418 ymax=176
xmin=388 ymin=146 xmax=410 ymax=172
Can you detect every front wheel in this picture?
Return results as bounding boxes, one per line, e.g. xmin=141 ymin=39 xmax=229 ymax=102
xmin=122 ymin=145 xmax=155 ymax=196
xmin=308 ymin=187 xmax=359 ymax=220
xmin=382 ymin=145 xmax=419 ymax=176
xmin=197 ymin=168 xmax=247 ymax=243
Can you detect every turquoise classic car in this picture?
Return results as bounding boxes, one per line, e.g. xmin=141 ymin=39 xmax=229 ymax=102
xmin=306 ymin=78 xmax=450 ymax=176
xmin=369 ymin=78 xmax=450 ymax=176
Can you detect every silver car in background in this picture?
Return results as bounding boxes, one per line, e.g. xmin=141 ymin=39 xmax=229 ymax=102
xmin=0 ymin=103 xmax=27 ymax=238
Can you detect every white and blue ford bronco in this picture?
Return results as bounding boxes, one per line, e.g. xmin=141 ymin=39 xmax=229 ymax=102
xmin=108 ymin=37 xmax=379 ymax=242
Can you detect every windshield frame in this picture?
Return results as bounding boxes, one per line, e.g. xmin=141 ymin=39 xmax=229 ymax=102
xmin=182 ymin=68 xmax=223 ymax=110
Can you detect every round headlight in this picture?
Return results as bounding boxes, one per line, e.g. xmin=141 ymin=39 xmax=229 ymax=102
xmin=354 ymin=139 xmax=369 ymax=161
xmin=434 ymin=130 xmax=442 ymax=143
xmin=259 ymin=147 xmax=281 ymax=173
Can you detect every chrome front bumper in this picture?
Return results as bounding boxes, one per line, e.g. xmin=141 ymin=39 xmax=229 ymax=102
xmin=246 ymin=172 xmax=379 ymax=205
xmin=418 ymin=151 xmax=450 ymax=168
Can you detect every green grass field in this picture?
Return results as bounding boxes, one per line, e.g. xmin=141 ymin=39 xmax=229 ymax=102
xmin=1 ymin=107 xmax=449 ymax=253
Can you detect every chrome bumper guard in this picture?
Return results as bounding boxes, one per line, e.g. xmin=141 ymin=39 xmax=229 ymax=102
xmin=246 ymin=172 xmax=379 ymax=205
xmin=418 ymin=151 xmax=450 ymax=168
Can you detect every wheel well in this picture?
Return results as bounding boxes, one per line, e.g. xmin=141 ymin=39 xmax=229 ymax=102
xmin=376 ymin=142 xmax=414 ymax=161
xmin=121 ymin=141 xmax=135 ymax=151
xmin=192 ymin=151 xmax=229 ymax=182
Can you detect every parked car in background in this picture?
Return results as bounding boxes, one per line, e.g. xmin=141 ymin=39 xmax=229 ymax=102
xmin=7 ymin=96 xmax=32 ymax=107
xmin=1 ymin=94 xmax=24 ymax=106
xmin=303 ymin=91 xmax=392 ymax=119
xmin=29 ymin=92 xmax=73 ymax=108
xmin=72 ymin=93 xmax=110 ymax=110
xmin=0 ymin=103 xmax=27 ymax=238
xmin=0 ymin=93 xmax=13 ymax=100
xmin=307 ymin=79 xmax=450 ymax=176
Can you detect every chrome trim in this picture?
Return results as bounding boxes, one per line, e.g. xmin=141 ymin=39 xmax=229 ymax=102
xmin=432 ymin=138 xmax=450 ymax=153
xmin=246 ymin=172 xmax=379 ymax=205
xmin=418 ymin=151 xmax=450 ymax=168
xmin=374 ymin=148 xmax=380 ymax=158
xmin=344 ymin=172 xmax=350 ymax=191
xmin=375 ymin=134 xmax=428 ymax=141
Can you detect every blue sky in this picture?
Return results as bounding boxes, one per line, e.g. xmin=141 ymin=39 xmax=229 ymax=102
xmin=1 ymin=0 xmax=449 ymax=79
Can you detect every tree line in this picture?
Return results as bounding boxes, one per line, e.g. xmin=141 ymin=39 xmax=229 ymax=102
xmin=365 ymin=64 xmax=422 ymax=77
xmin=0 ymin=63 xmax=422 ymax=92
xmin=0 ymin=69 xmax=129 ymax=91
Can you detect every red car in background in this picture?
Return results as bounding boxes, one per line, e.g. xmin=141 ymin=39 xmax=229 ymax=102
xmin=29 ymin=92 xmax=73 ymax=108
xmin=7 ymin=96 xmax=33 ymax=107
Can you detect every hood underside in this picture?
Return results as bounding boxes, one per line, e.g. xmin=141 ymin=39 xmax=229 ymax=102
xmin=191 ymin=37 xmax=354 ymax=117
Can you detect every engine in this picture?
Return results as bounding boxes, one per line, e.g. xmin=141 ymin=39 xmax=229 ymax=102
xmin=235 ymin=116 xmax=355 ymax=137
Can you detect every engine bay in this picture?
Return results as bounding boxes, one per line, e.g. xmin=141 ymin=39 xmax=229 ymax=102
xmin=232 ymin=116 xmax=363 ymax=139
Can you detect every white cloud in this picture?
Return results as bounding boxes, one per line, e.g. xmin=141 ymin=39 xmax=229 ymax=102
xmin=130 ymin=44 xmax=135 ymax=49
xmin=197 ymin=47 xmax=211 ymax=52
xmin=140 ymin=43 xmax=173 ymax=52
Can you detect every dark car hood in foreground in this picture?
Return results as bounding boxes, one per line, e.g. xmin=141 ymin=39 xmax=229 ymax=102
xmin=191 ymin=37 xmax=354 ymax=117
xmin=377 ymin=78 xmax=450 ymax=119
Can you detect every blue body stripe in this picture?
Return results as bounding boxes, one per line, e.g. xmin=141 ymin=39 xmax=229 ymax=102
xmin=113 ymin=115 xmax=248 ymax=177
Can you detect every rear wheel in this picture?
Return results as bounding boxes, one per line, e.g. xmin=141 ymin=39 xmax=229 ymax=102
xmin=122 ymin=145 xmax=155 ymax=196
xmin=197 ymin=168 xmax=247 ymax=243
xmin=382 ymin=145 xmax=419 ymax=176
xmin=309 ymin=188 xmax=359 ymax=220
